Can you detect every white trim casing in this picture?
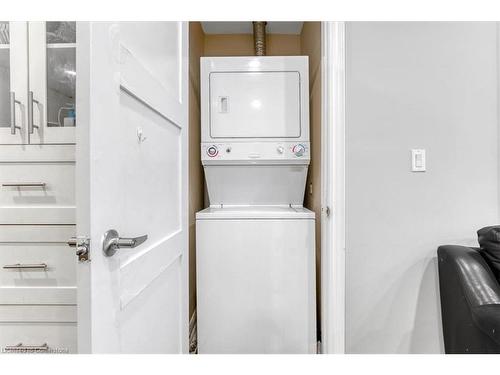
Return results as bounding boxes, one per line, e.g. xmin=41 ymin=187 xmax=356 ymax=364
xmin=75 ymin=20 xmax=91 ymax=354
xmin=320 ymin=21 xmax=346 ymax=354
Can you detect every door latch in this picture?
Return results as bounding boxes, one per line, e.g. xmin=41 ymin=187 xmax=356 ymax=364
xmin=322 ymin=206 xmax=331 ymax=217
xmin=67 ymin=236 xmax=90 ymax=262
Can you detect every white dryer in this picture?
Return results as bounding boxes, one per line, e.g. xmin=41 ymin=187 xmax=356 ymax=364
xmin=196 ymin=56 xmax=316 ymax=354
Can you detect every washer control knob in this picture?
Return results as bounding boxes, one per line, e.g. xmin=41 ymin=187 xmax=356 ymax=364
xmin=293 ymin=144 xmax=306 ymax=157
xmin=277 ymin=146 xmax=284 ymax=154
xmin=207 ymin=146 xmax=218 ymax=157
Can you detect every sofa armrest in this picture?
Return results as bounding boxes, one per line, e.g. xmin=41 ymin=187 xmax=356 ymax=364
xmin=438 ymin=245 xmax=500 ymax=307
xmin=472 ymin=304 xmax=500 ymax=346
xmin=438 ymin=245 xmax=500 ymax=353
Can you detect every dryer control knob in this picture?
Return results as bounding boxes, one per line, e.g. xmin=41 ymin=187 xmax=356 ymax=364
xmin=207 ymin=146 xmax=218 ymax=157
xmin=293 ymin=144 xmax=306 ymax=157
xmin=277 ymin=146 xmax=284 ymax=154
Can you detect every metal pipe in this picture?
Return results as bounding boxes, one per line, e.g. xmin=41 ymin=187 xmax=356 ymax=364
xmin=252 ymin=21 xmax=267 ymax=56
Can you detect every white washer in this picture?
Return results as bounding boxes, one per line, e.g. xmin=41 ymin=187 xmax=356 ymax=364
xmin=196 ymin=206 xmax=316 ymax=354
xmin=196 ymin=56 xmax=315 ymax=353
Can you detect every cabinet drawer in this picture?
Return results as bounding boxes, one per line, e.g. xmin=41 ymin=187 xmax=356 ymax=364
xmin=0 ymin=243 xmax=76 ymax=288
xmin=0 ymin=305 xmax=76 ymax=354
xmin=0 ymin=305 xmax=76 ymax=322
xmin=0 ymin=226 xmax=76 ymax=304
xmin=0 ymin=323 xmax=76 ymax=354
xmin=0 ymin=162 xmax=75 ymax=224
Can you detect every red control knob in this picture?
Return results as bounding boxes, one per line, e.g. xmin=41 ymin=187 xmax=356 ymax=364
xmin=292 ymin=144 xmax=306 ymax=157
xmin=207 ymin=146 xmax=218 ymax=157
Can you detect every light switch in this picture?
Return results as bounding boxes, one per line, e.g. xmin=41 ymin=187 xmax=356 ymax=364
xmin=411 ymin=149 xmax=426 ymax=172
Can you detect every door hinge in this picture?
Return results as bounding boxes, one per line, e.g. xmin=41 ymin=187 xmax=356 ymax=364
xmin=67 ymin=236 xmax=90 ymax=262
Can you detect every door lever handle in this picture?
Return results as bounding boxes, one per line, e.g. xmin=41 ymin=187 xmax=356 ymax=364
xmin=102 ymin=229 xmax=148 ymax=257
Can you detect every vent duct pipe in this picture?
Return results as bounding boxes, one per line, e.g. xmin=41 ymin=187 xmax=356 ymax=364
xmin=252 ymin=21 xmax=267 ymax=56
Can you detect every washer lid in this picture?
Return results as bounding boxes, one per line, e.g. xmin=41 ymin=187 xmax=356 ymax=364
xmin=203 ymin=163 xmax=309 ymax=207
xmin=196 ymin=206 xmax=315 ymax=220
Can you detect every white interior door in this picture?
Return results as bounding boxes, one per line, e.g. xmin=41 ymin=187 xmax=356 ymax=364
xmin=0 ymin=22 xmax=28 ymax=144
xmin=28 ymin=21 xmax=76 ymax=144
xmin=76 ymin=22 xmax=188 ymax=353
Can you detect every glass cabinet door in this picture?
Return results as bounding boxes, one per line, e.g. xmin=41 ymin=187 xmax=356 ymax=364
xmin=28 ymin=21 xmax=76 ymax=144
xmin=0 ymin=22 xmax=28 ymax=144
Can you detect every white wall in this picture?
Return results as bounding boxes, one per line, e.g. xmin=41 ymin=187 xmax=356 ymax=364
xmin=345 ymin=22 xmax=499 ymax=353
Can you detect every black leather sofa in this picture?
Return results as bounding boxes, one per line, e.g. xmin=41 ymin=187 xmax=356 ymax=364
xmin=438 ymin=245 xmax=500 ymax=353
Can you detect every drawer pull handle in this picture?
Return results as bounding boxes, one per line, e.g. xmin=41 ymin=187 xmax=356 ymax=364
xmin=2 ymin=183 xmax=46 ymax=188
xmin=3 ymin=263 xmax=47 ymax=270
xmin=4 ymin=343 xmax=49 ymax=353
xmin=28 ymin=91 xmax=40 ymax=134
xmin=10 ymin=92 xmax=21 ymax=135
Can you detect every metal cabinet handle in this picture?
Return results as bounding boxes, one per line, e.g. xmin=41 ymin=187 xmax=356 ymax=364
xmin=102 ymin=229 xmax=148 ymax=257
xmin=3 ymin=263 xmax=47 ymax=270
xmin=10 ymin=92 xmax=21 ymax=135
xmin=2 ymin=182 xmax=46 ymax=188
xmin=4 ymin=343 xmax=49 ymax=353
xmin=28 ymin=91 xmax=40 ymax=134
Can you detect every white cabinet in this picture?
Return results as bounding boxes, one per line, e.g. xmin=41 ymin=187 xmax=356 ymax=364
xmin=0 ymin=21 xmax=76 ymax=145
xmin=0 ymin=150 xmax=77 ymax=353
xmin=0 ymin=22 xmax=28 ymax=144
xmin=28 ymin=22 xmax=76 ymax=144
xmin=0 ymin=21 xmax=77 ymax=354
xmin=0 ymin=160 xmax=75 ymax=225
xmin=0 ymin=225 xmax=76 ymax=304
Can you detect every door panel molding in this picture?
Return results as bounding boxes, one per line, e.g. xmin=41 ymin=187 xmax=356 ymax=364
xmin=120 ymin=230 xmax=182 ymax=308
xmin=119 ymin=33 xmax=184 ymax=127
xmin=119 ymin=85 xmax=181 ymax=130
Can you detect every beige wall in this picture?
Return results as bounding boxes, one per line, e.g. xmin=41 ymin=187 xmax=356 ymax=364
xmin=188 ymin=22 xmax=205 ymax=317
xmin=300 ymin=21 xmax=322 ymax=330
xmin=204 ymin=33 xmax=301 ymax=56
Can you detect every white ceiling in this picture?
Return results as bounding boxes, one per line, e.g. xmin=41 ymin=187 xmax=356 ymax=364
xmin=201 ymin=22 xmax=304 ymax=35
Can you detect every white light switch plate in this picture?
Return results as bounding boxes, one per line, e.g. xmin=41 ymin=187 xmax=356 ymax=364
xmin=411 ymin=149 xmax=426 ymax=172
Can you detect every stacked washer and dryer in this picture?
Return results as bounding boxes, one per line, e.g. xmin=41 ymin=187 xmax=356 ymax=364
xmin=196 ymin=56 xmax=316 ymax=354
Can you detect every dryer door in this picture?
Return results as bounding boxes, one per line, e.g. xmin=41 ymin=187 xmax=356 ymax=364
xmin=209 ymin=71 xmax=301 ymax=139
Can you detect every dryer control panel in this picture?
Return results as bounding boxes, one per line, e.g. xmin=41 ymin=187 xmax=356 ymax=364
xmin=201 ymin=142 xmax=310 ymax=164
